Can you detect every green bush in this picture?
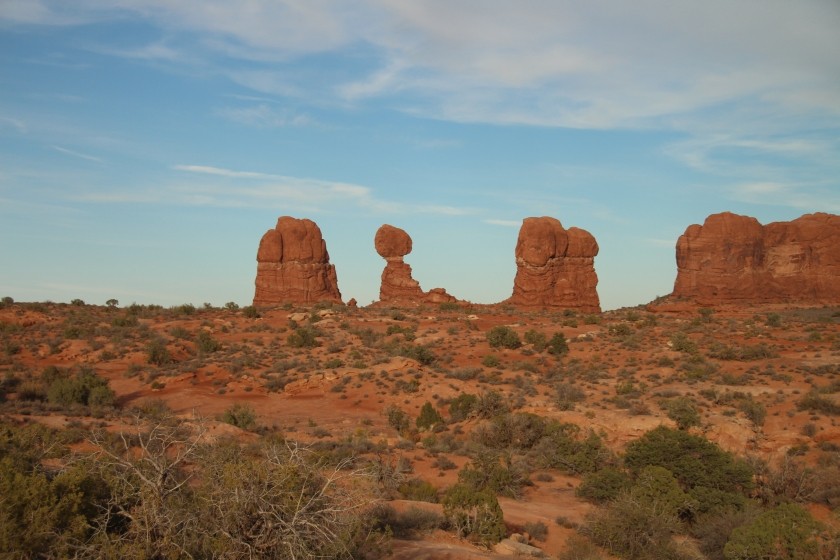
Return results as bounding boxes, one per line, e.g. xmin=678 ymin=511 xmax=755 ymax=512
xmin=482 ymin=354 xmax=501 ymax=367
xmin=442 ymin=483 xmax=505 ymax=545
xmin=220 ymin=403 xmax=257 ymax=431
xmin=524 ymin=329 xmax=547 ymax=351
xmin=586 ymin=491 xmax=684 ymax=560
xmin=287 ymin=326 xmax=321 ymax=348
xmin=147 ymin=337 xmax=172 ymax=366
xmin=47 ymin=370 xmax=115 ymax=408
xmin=487 ymin=326 xmax=522 ymax=349
xmin=665 ymin=397 xmax=701 ymax=430
xmin=624 ymin=426 xmax=752 ymax=514
xmin=416 ymin=402 xmax=444 ymax=430
xmin=577 ymin=467 xmax=632 ymax=504
xmin=547 ymin=332 xmax=569 ymax=355
xmin=398 ymin=478 xmax=439 ymax=502
xmin=457 ymin=451 xmax=528 ymax=498
xmin=386 ymin=405 xmax=410 ymax=435
xmin=723 ymin=503 xmax=818 ymax=560
xmin=195 ymin=330 xmax=222 ymax=354
xmin=448 ymin=393 xmax=478 ymax=422
xmin=556 ymin=381 xmax=586 ymax=410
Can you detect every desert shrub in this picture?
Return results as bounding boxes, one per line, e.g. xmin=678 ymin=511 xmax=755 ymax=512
xmin=709 ymin=343 xmax=777 ymax=361
xmin=457 ymin=451 xmax=529 ymax=498
xmin=287 ymin=326 xmax=321 ymax=348
xmin=556 ymin=381 xmax=586 ymax=410
xmin=487 ymin=326 xmax=522 ymax=349
xmin=242 ymin=305 xmax=260 ymax=318
xmin=448 ymin=393 xmax=478 ymax=422
xmin=398 ymin=478 xmax=439 ymax=502
xmin=557 ymin=535 xmax=605 ymax=560
xmin=723 ymin=503 xmax=819 ymax=560
xmin=17 ymin=380 xmax=47 ymax=402
xmin=442 ymin=483 xmax=506 ymax=545
xmin=416 ymin=401 xmax=444 ymax=430
xmin=524 ymin=329 xmax=547 ymax=351
xmin=373 ymin=504 xmax=443 ymax=538
xmin=628 ymin=466 xmax=697 ymax=521
xmin=797 ymin=392 xmax=840 ymax=415
xmin=664 ymin=396 xmax=701 ymax=430
xmin=624 ymin=426 xmax=752 ymax=514
xmin=475 ymin=390 xmax=509 ymax=418
xmin=670 ymin=332 xmax=698 ymax=354
xmin=577 ymin=467 xmax=632 ymax=504
xmin=47 ymin=369 xmax=115 ymax=408
xmin=609 ymin=323 xmax=633 ymax=336
xmin=547 ymin=332 xmax=569 ymax=355
xmin=765 ymin=313 xmax=782 ymax=327
xmin=738 ymin=398 xmax=766 ymax=428
xmin=692 ymin=507 xmax=760 ymax=560
xmin=195 ymin=330 xmax=222 ymax=354
xmin=146 ymin=337 xmax=172 ymax=366
xmin=523 ymin=520 xmax=548 ymax=542
xmin=473 ymin=412 xmax=548 ymax=451
xmin=585 ymin=490 xmax=685 ymax=560
xmin=532 ymin=422 xmax=611 ymax=475
xmin=220 ymin=403 xmax=257 ymax=430
xmin=482 ymin=354 xmax=501 ymax=368
xmin=397 ymin=343 xmax=436 ymax=365
xmin=386 ymin=405 xmax=410 ymax=435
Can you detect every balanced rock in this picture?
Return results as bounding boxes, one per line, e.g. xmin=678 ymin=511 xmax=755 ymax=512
xmin=672 ymin=212 xmax=840 ymax=304
xmin=506 ymin=217 xmax=600 ymax=312
xmin=375 ymin=224 xmax=457 ymax=305
xmin=253 ymin=216 xmax=342 ymax=306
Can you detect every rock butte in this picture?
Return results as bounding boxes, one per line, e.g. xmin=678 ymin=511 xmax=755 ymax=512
xmin=374 ymin=224 xmax=458 ymax=305
xmin=672 ymin=211 xmax=840 ymax=305
xmin=505 ymin=216 xmax=601 ymax=312
xmin=253 ymin=216 xmax=342 ymax=306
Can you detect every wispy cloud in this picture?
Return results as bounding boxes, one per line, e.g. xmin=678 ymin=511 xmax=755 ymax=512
xmin=11 ymin=1 xmax=838 ymax=131
xmin=0 ymin=116 xmax=27 ymax=133
xmin=77 ymin=163 xmax=477 ymax=216
xmin=484 ymin=219 xmax=521 ymax=228
xmin=215 ymin=104 xmax=311 ymax=128
xmin=52 ymin=145 xmax=103 ymax=162
xmin=728 ymin=182 xmax=840 ymax=213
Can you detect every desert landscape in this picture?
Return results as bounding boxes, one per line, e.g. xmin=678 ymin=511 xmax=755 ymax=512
xmin=1 ymin=211 xmax=839 ymax=559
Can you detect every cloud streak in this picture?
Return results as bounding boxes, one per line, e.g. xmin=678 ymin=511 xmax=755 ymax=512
xmin=76 ymin=164 xmax=478 ymax=216
xmin=52 ymin=145 xmax=103 ymax=162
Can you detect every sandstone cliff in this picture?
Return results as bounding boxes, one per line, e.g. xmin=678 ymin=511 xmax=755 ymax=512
xmin=672 ymin=212 xmax=840 ymax=304
xmin=505 ymin=217 xmax=600 ymax=312
xmin=253 ymin=216 xmax=342 ymax=306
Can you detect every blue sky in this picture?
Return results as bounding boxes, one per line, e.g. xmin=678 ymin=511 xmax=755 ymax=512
xmin=1 ymin=1 xmax=838 ymax=310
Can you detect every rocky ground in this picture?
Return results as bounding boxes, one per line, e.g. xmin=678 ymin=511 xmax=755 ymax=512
xmin=1 ymin=298 xmax=839 ymax=558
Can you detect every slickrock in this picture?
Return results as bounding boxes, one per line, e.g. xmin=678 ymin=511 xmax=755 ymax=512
xmin=505 ymin=217 xmax=600 ymax=312
xmin=375 ymin=224 xmax=457 ymax=305
xmin=672 ymin=212 xmax=840 ymax=304
xmin=253 ymin=216 xmax=342 ymax=306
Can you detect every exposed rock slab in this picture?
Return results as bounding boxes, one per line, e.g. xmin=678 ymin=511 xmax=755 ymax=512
xmin=375 ymin=224 xmax=457 ymax=305
xmin=253 ymin=216 xmax=342 ymax=306
xmin=505 ymin=217 xmax=600 ymax=312
xmin=672 ymin=212 xmax=840 ymax=304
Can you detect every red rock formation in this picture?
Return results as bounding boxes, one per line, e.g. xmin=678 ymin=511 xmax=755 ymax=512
xmin=672 ymin=212 xmax=840 ymax=304
xmin=505 ymin=217 xmax=600 ymax=312
xmin=253 ymin=216 xmax=342 ymax=306
xmin=375 ymin=224 xmax=457 ymax=305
